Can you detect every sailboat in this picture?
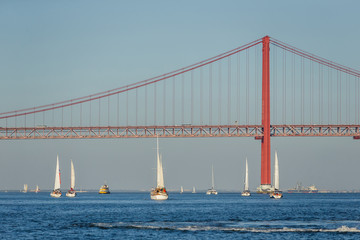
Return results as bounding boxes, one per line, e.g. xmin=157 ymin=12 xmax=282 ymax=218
xmin=192 ymin=186 xmax=196 ymax=193
xmin=180 ymin=186 xmax=184 ymax=194
xmin=66 ymin=160 xmax=76 ymax=197
xmin=241 ymin=158 xmax=251 ymax=196
xmin=150 ymin=137 xmax=168 ymax=200
xmin=206 ymin=165 xmax=218 ymax=195
xmin=270 ymin=151 xmax=283 ymax=199
xmin=22 ymin=184 xmax=28 ymax=193
xmin=34 ymin=185 xmax=40 ymax=193
xmin=50 ymin=155 xmax=62 ymax=198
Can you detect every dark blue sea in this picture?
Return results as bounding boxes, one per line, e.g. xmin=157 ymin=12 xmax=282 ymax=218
xmin=1 ymin=192 xmax=360 ymax=239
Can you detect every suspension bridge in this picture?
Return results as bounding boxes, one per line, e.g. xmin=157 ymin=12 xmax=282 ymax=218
xmin=1 ymin=36 xmax=359 ymax=192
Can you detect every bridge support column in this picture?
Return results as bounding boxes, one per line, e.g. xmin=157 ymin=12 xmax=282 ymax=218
xmin=258 ymin=36 xmax=272 ymax=193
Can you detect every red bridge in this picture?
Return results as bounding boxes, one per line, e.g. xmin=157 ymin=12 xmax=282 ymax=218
xmin=1 ymin=36 xmax=359 ymax=191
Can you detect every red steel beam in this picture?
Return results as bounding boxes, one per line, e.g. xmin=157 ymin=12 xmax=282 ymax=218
xmin=0 ymin=125 xmax=359 ymax=139
xmin=261 ymin=36 xmax=271 ymax=186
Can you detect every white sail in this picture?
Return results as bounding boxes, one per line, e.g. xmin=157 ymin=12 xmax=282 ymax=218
xmin=180 ymin=186 xmax=183 ymax=193
xmin=156 ymin=137 xmax=165 ymax=188
xmin=274 ymin=151 xmax=279 ymax=190
xmin=211 ymin=165 xmax=215 ymax=189
xmin=192 ymin=186 xmax=196 ymax=193
xmin=70 ymin=159 xmax=75 ymax=189
xmin=244 ymin=158 xmax=249 ymax=191
xmin=54 ymin=155 xmax=61 ymax=190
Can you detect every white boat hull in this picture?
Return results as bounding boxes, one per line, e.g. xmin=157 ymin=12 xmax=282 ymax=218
xmin=241 ymin=191 xmax=251 ymax=197
xmin=150 ymin=193 xmax=168 ymax=200
xmin=66 ymin=191 xmax=76 ymax=197
xmin=50 ymin=192 xmax=62 ymax=198
xmin=206 ymin=189 xmax=218 ymax=195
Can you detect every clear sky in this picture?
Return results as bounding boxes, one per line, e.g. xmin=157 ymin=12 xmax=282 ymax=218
xmin=0 ymin=1 xmax=359 ymax=192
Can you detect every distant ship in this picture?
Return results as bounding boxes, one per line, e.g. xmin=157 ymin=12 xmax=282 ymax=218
xmin=99 ymin=184 xmax=110 ymax=194
xmin=206 ymin=165 xmax=218 ymax=195
xmin=269 ymin=151 xmax=283 ymax=199
xmin=241 ymin=158 xmax=251 ymax=197
xmin=66 ymin=160 xmax=76 ymax=197
xmin=150 ymin=137 xmax=168 ymax=200
xmin=287 ymin=182 xmax=319 ymax=193
xmin=192 ymin=186 xmax=196 ymax=194
xmin=180 ymin=186 xmax=184 ymax=194
xmin=50 ymin=155 xmax=62 ymax=198
xmin=34 ymin=185 xmax=40 ymax=193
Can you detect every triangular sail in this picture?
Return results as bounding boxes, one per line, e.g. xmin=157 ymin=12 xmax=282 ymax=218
xmin=156 ymin=137 xmax=165 ymax=188
xmin=274 ymin=151 xmax=280 ymax=190
xmin=70 ymin=159 xmax=75 ymax=189
xmin=244 ymin=158 xmax=249 ymax=191
xmin=54 ymin=155 xmax=61 ymax=190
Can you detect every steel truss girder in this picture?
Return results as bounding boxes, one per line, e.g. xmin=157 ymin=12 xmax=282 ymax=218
xmin=0 ymin=125 xmax=359 ymax=140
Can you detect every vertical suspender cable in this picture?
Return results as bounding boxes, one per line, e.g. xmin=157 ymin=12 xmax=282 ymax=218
xmin=274 ymin=46 xmax=277 ymax=124
xmin=163 ymin=79 xmax=166 ymax=125
xmin=246 ymin=49 xmax=249 ymax=125
xmin=255 ymin=46 xmax=258 ymax=123
xmin=219 ymin=60 xmax=222 ymax=124
xmin=310 ymin=61 xmax=313 ymax=124
xmin=99 ymin=98 xmax=101 ymax=127
xmin=136 ymin=88 xmax=138 ymax=126
xmin=209 ymin=64 xmax=212 ymax=125
xmin=328 ymin=69 xmax=332 ymax=124
xmin=191 ymin=71 xmax=194 ymax=124
xmin=135 ymin=88 xmax=139 ymax=126
xmin=237 ymin=52 xmax=240 ymax=123
xmin=301 ymin=58 xmax=304 ymax=124
xmin=107 ymin=97 xmax=109 ymax=126
xmin=292 ymin=53 xmax=295 ymax=124
xmin=116 ymin=94 xmax=119 ymax=126
xmin=154 ymin=82 xmax=156 ymax=125
xmin=200 ymin=67 xmax=203 ymax=124
xmin=228 ymin=57 xmax=231 ymax=124
xmin=172 ymin=76 xmax=175 ymax=125
xmin=145 ymin=85 xmax=147 ymax=126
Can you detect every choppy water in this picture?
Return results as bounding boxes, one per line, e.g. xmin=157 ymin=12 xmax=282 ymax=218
xmin=1 ymin=192 xmax=360 ymax=239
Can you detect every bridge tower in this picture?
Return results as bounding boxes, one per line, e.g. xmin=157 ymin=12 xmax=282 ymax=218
xmin=258 ymin=36 xmax=272 ymax=193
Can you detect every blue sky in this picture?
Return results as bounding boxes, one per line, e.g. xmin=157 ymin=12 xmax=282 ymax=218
xmin=0 ymin=1 xmax=359 ymax=191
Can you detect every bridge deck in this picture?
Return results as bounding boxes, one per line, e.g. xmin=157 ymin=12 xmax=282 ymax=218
xmin=0 ymin=125 xmax=359 ymax=139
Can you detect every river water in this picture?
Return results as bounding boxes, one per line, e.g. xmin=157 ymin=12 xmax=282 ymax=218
xmin=1 ymin=192 xmax=360 ymax=239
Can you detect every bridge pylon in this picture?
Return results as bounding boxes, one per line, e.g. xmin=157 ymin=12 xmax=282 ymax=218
xmin=257 ymin=35 xmax=272 ymax=193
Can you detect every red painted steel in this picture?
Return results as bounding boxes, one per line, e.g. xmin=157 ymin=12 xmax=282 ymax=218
xmin=0 ymin=125 xmax=358 ymax=140
xmin=261 ymin=36 xmax=271 ymax=186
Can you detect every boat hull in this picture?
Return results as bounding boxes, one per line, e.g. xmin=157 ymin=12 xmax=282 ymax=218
xmin=150 ymin=193 xmax=168 ymax=200
xmin=206 ymin=189 xmax=218 ymax=195
xmin=150 ymin=188 xmax=168 ymax=200
xmin=50 ymin=191 xmax=62 ymax=198
xmin=66 ymin=191 xmax=76 ymax=197
xmin=270 ymin=191 xmax=283 ymax=199
xmin=241 ymin=191 xmax=251 ymax=197
xmin=99 ymin=185 xmax=110 ymax=194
